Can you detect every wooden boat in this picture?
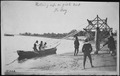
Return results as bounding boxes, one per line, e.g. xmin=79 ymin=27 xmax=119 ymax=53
xmin=17 ymin=47 xmax=57 ymax=60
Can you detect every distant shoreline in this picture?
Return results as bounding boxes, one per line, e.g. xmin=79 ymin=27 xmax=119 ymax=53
xmin=18 ymin=34 xmax=86 ymax=41
xmin=19 ymin=34 xmax=65 ymax=39
xmin=4 ymin=33 xmax=85 ymax=41
xmin=4 ymin=33 xmax=117 ymax=42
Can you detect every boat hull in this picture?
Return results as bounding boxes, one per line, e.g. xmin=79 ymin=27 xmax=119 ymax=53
xmin=17 ymin=47 xmax=57 ymax=60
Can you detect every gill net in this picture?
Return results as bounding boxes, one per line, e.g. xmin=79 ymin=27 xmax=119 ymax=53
xmin=45 ymin=23 xmax=88 ymax=48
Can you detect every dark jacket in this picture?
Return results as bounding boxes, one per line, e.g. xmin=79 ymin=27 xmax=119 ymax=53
xmin=33 ymin=43 xmax=37 ymax=50
xmin=82 ymin=42 xmax=92 ymax=54
xmin=74 ymin=38 xmax=79 ymax=49
xmin=103 ymin=36 xmax=116 ymax=50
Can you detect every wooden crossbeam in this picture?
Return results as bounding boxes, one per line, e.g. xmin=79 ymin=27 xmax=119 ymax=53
xmin=84 ymin=15 xmax=110 ymax=32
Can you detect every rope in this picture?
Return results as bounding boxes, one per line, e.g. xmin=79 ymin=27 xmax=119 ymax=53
xmin=102 ymin=31 xmax=110 ymax=39
xmin=49 ymin=29 xmax=82 ymax=47
xmin=6 ymin=58 xmax=18 ymax=66
xmin=99 ymin=46 xmax=105 ymax=51
xmin=45 ymin=22 xmax=88 ymax=48
xmin=54 ymin=43 xmax=61 ymax=48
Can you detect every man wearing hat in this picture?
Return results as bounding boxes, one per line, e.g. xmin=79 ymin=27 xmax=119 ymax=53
xmin=82 ymin=39 xmax=94 ymax=69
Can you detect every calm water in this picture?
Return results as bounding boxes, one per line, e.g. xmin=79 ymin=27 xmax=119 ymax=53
xmin=2 ymin=35 xmax=85 ymax=73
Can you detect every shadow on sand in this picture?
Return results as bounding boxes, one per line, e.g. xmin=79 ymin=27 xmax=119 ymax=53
xmin=59 ymin=52 xmax=110 ymax=57
xmin=83 ymin=64 xmax=116 ymax=70
xmin=17 ymin=56 xmax=45 ymax=63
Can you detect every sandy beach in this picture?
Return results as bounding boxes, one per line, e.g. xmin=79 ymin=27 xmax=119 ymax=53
xmin=5 ymin=49 xmax=117 ymax=75
xmin=3 ymin=35 xmax=118 ymax=75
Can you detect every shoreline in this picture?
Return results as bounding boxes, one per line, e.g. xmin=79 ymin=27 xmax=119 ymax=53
xmin=15 ymin=34 xmax=86 ymax=41
xmin=3 ymin=35 xmax=118 ymax=75
xmin=4 ymin=50 xmax=117 ymax=75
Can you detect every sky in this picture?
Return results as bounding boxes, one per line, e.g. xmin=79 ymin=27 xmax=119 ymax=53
xmin=1 ymin=1 xmax=119 ymax=34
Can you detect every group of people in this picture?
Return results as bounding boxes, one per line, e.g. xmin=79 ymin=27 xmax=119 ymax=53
xmin=33 ymin=34 xmax=116 ymax=69
xmin=74 ymin=36 xmax=93 ymax=69
xmin=74 ymin=34 xmax=116 ymax=69
xmin=33 ymin=40 xmax=47 ymax=53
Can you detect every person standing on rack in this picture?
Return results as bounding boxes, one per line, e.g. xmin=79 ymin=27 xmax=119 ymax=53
xmin=74 ymin=35 xmax=79 ymax=56
xmin=82 ymin=39 xmax=94 ymax=69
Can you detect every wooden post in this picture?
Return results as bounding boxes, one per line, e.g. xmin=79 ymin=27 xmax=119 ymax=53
xmin=94 ymin=15 xmax=100 ymax=54
xmin=95 ymin=27 xmax=100 ymax=54
xmin=84 ymin=15 xmax=111 ymax=54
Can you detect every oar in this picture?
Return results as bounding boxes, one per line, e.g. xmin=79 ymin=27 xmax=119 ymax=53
xmin=54 ymin=43 xmax=61 ymax=48
xmin=6 ymin=58 xmax=18 ymax=66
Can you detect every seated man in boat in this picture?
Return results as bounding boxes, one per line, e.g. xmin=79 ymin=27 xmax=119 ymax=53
xmin=39 ymin=41 xmax=43 ymax=51
xmin=33 ymin=40 xmax=39 ymax=53
xmin=43 ymin=42 xmax=47 ymax=49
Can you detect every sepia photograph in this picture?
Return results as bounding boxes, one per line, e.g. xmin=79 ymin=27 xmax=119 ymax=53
xmin=1 ymin=1 xmax=119 ymax=75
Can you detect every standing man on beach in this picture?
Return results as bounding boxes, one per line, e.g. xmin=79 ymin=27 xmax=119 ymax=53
xmin=82 ymin=39 xmax=94 ymax=69
xmin=74 ymin=35 xmax=79 ymax=56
